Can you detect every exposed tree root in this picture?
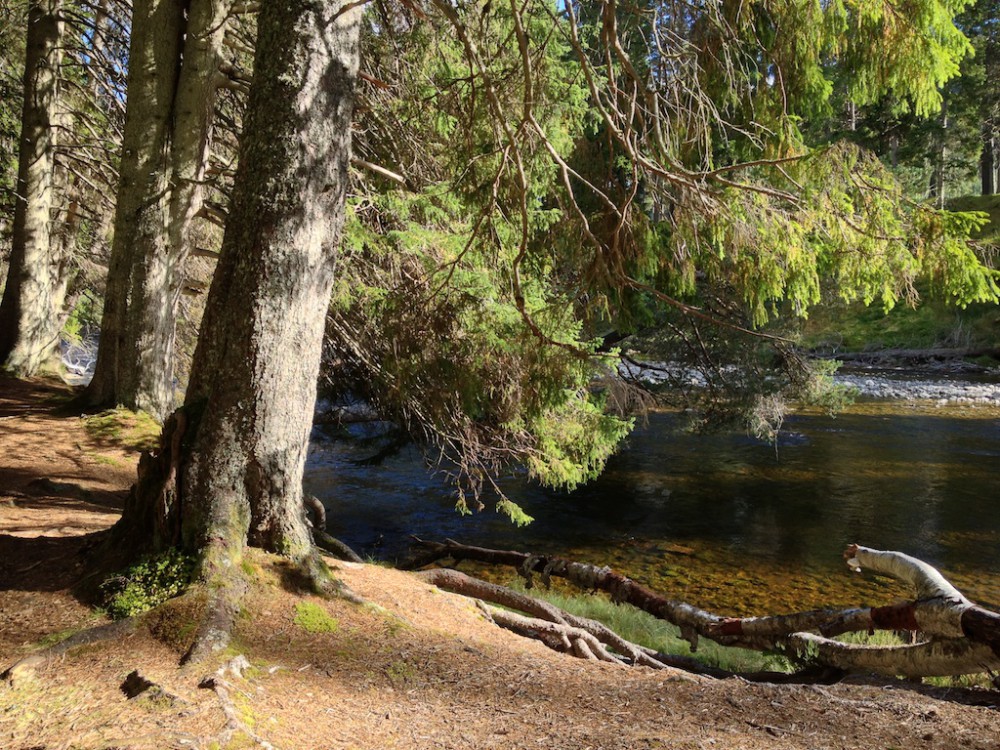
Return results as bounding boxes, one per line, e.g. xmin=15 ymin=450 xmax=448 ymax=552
xmin=304 ymin=493 xmax=363 ymax=563
xmin=182 ymin=567 xmax=250 ymax=666
xmin=200 ymin=654 xmax=276 ymax=749
xmin=409 ymin=539 xmax=1000 ymax=678
xmin=313 ymin=528 xmax=364 ymax=563
xmin=1 ymin=618 xmax=138 ymax=686
xmin=303 ymin=494 xmax=327 ymax=531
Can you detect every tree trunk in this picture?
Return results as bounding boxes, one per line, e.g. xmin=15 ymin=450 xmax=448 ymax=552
xmin=118 ymin=0 xmax=362 ymax=575
xmin=85 ymin=0 xmax=231 ymax=419
xmin=85 ymin=0 xmax=185 ymax=413
xmin=0 ymin=0 xmax=66 ymax=375
xmin=982 ymin=124 xmax=996 ymax=196
xmin=928 ymin=101 xmax=948 ymax=208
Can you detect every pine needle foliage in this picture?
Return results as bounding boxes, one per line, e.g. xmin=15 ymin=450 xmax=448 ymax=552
xmin=326 ymin=2 xmax=632 ymax=523
xmin=324 ymin=0 xmax=998 ymax=517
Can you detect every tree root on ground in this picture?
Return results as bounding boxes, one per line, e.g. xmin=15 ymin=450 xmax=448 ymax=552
xmin=312 ymin=528 xmax=364 ymax=563
xmin=1 ymin=618 xmax=138 ymax=687
xmin=409 ymin=539 xmax=1000 ymax=679
xmin=304 ymin=493 xmax=363 ymax=563
xmin=200 ymin=654 xmax=276 ymax=750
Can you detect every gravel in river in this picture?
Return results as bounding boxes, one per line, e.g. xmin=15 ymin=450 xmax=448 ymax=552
xmin=833 ymin=372 xmax=1000 ymax=405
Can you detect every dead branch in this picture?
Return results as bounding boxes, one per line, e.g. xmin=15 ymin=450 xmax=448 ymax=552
xmin=480 ymin=604 xmax=627 ymax=666
xmin=407 ymin=539 xmax=1000 ymax=678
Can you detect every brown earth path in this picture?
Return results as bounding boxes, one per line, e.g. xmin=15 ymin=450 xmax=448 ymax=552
xmin=1 ymin=375 xmax=999 ymax=750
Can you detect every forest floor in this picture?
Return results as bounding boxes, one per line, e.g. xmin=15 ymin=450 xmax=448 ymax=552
xmin=2 ymin=376 xmax=1000 ymax=750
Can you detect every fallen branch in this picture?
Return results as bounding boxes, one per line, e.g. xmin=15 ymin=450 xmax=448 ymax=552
xmin=408 ymin=539 xmax=1000 ymax=678
xmin=417 ymin=567 xmax=671 ymax=670
xmin=418 ymin=565 xmax=847 ymax=682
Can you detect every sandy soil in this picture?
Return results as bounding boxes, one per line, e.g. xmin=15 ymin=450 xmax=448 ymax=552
xmin=1 ymin=375 xmax=999 ymax=750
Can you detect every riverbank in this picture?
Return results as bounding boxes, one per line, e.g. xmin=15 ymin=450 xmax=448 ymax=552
xmin=834 ymin=368 xmax=1000 ymax=404
xmin=3 ymin=375 xmax=1000 ymax=749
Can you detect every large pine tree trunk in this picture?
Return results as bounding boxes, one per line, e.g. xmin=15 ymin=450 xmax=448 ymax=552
xmin=0 ymin=0 xmax=66 ymax=375
xmin=86 ymin=0 xmax=231 ymax=419
xmin=118 ymin=0 xmax=361 ymax=573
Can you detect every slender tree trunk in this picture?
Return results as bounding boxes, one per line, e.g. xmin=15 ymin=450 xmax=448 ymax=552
xmin=0 ymin=0 xmax=65 ymax=375
xmin=118 ymin=0 xmax=362 ymax=573
xmin=982 ymin=125 xmax=996 ymax=196
xmin=928 ymin=101 xmax=948 ymax=208
xmin=86 ymin=0 xmax=231 ymax=419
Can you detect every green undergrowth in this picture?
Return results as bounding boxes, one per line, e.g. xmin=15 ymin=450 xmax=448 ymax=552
xmin=947 ymin=194 xmax=1000 ymax=244
xmin=509 ymin=583 xmax=794 ymax=674
xmin=84 ymin=408 xmax=162 ymax=452
xmin=800 ymin=195 xmax=1000 ymax=355
xmin=100 ymin=551 xmax=196 ymax=620
xmin=799 ymin=296 xmax=1000 ymax=353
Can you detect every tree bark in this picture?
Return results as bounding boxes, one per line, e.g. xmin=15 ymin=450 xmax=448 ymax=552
xmin=116 ymin=0 xmax=362 ymax=580
xmin=85 ymin=0 xmax=232 ymax=419
xmin=85 ymin=0 xmax=185 ymax=413
xmin=0 ymin=0 xmax=66 ymax=375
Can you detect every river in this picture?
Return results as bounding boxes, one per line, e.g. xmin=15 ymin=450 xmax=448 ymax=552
xmin=305 ymin=388 xmax=1000 ymax=618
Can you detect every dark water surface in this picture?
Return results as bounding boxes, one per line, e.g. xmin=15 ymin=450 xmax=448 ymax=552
xmin=305 ymin=401 xmax=1000 ymax=616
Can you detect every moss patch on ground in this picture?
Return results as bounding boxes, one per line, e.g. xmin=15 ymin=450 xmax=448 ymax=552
xmin=293 ymin=601 xmax=339 ymax=633
xmin=84 ymin=407 xmax=162 ymax=452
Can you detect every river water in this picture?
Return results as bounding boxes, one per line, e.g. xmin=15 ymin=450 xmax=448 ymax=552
xmin=307 ymin=396 xmax=1000 ymax=617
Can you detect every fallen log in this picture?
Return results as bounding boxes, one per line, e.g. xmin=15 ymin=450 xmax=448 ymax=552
xmin=407 ymin=539 xmax=1000 ymax=678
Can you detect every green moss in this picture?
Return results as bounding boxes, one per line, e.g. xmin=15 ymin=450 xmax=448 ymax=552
xmin=36 ymin=628 xmax=79 ymax=648
xmin=100 ymin=551 xmax=195 ymax=620
xmin=84 ymin=408 xmax=162 ymax=452
xmin=293 ymin=601 xmax=339 ymax=633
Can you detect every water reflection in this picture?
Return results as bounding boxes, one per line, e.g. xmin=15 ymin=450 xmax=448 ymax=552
xmin=305 ymin=402 xmax=1000 ymax=615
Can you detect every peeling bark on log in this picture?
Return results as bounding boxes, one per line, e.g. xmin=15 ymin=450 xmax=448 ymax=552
xmin=408 ymin=539 xmax=1000 ymax=678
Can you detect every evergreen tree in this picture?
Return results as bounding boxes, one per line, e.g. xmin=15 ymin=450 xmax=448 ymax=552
xmin=0 ymin=0 xmax=65 ymax=374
